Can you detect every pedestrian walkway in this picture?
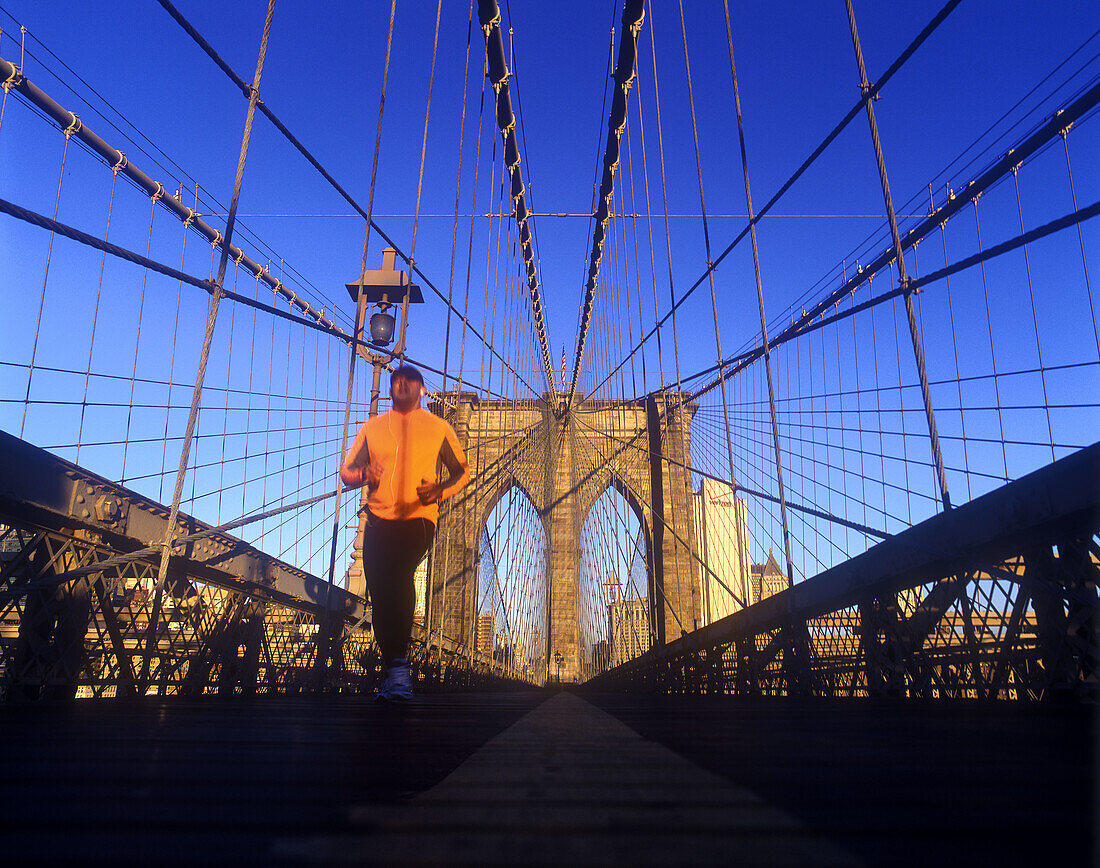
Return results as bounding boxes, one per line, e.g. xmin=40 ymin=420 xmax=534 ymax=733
xmin=1 ymin=690 xmax=1091 ymax=865
xmin=276 ymin=692 xmax=857 ymax=866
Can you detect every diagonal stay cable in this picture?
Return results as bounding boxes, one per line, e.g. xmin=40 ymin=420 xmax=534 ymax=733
xmin=570 ymin=410 xmax=888 ymax=538
xmin=684 ymin=196 xmax=1100 ymax=406
xmin=0 ymin=55 xmax=344 ymax=336
xmin=578 ymin=187 xmax=1100 ymax=420
xmin=327 ymin=0 xmax=397 ymax=586
xmin=0 ymin=196 xmax=528 ymax=403
xmin=140 ymin=0 xmax=278 ymax=694
xmin=153 ymin=0 xmax=540 ymax=399
xmin=586 ymin=0 xmax=966 ymax=402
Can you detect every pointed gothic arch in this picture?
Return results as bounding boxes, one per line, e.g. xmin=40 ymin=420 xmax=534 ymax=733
xmin=426 ymin=390 xmax=700 ymax=683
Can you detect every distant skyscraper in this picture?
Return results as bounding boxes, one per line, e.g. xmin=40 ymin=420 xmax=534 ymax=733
xmin=413 ymin=554 xmax=428 ymax=621
xmin=495 ymin=629 xmax=514 ymax=666
xmin=692 ymin=479 xmax=752 ymax=625
xmin=591 ymin=639 xmax=610 ymax=672
xmin=610 ymin=597 xmax=650 ymax=666
xmin=477 ymin=613 xmax=495 ymax=655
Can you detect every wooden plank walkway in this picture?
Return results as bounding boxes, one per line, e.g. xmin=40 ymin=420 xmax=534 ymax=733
xmin=1 ymin=690 xmax=1093 ymax=865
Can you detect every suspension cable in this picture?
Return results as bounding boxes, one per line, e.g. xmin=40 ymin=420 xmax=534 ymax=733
xmin=719 ymin=0 xmax=797 ymax=590
xmin=325 ymin=0 xmax=397 ymax=587
xmin=142 ymin=0 xmax=278 ymax=692
xmin=566 ymin=0 xmax=645 ymax=405
xmin=477 ymin=0 xmax=555 ymax=392
xmin=151 ymin=0 xmax=538 ymax=396
xmin=586 ymin=0 xmax=966 ymax=402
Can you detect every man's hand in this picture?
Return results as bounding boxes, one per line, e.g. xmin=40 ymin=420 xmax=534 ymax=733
xmin=363 ymin=462 xmax=384 ymax=491
xmin=417 ymin=477 xmax=443 ymax=505
xmin=343 ymin=459 xmax=383 ymax=490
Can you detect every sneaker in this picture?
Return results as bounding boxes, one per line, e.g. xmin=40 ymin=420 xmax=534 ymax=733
xmin=374 ymin=670 xmax=393 ymax=702
xmin=387 ymin=660 xmax=413 ymax=701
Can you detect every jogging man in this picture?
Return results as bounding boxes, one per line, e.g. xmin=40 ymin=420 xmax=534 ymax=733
xmin=340 ymin=365 xmax=469 ymax=700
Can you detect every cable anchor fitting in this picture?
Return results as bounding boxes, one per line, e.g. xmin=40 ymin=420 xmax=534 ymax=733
xmin=480 ymin=9 xmax=500 ymax=38
xmin=2 ymin=63 xmax=24 ymax=93
xmin=859 ymin=81 xmax=881 ymax=101
xmin=63 ymin=111 xmax=82 ymax=139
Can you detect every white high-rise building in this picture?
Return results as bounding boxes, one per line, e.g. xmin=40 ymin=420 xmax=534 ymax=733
xmin=413 ymin=554 xmax=428 ymax=621
xmin=691 ymin=479 xmax=752 ymax=625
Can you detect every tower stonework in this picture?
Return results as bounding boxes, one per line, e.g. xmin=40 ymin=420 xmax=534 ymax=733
xmin=420 ymin=390 xmax=699 ymax=683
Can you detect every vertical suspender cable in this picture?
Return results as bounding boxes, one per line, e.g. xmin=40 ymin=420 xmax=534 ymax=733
xmin=567 ymin=0 xmax=645 ymax=407
xmin=75 ymin=167 xmax=120 ymax=464
xmin=648 ymin=0 xmax=695 ymax=637
xmin=326 ymin=0 xmax=397 ymax=588
xmin=393 ymin=0 xmax=444 ymax=362
xmin=720 ymin=0 xmax=797 ymax=590
xmin=20 ymin=120 xmax=73 ymax=437
xmin=141 ymin=0 xmax=278 ymax=692
xmin=441 ymin=1 xmax=477 ymax=396
xmin=1060 ymin=129 xmax=1099 ymax=359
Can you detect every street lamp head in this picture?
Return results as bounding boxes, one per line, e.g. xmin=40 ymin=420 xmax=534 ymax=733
xmin=368 ymin=306 xmax=396 ymax=345
xmin=345 ymin=248 xmax=424 ymax=304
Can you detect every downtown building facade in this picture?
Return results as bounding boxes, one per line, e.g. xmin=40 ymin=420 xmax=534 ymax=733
xmin=476 ymin=613 xmax=495 ymax=656
xmin=609 ymin=597 xmax=651 ymax=667
xmin=691 ymin=479 xmax=753 ymax=625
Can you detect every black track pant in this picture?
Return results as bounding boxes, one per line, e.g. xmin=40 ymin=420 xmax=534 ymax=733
xmin=362 ymin=511 xmax=434 ymax=665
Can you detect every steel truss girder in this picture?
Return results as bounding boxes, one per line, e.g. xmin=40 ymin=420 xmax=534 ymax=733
xmin=0 ymin=430 xmax=362 ymax=623
xmin=0 ymin=431 xmax=364 ymax=699
xmin=588 ymin=442 xmax=1100 ymax=700
xmin=0 ymin=432 xmax=530 ymax=699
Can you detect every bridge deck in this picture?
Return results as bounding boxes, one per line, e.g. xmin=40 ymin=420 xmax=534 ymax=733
xmin=2 ymin=691 xmax=1092 ymax=866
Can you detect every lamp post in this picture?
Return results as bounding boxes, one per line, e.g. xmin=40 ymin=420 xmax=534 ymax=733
xmin=345 ymin=247 xmax=424 ymax=415
xmin=604 ymin=573 xmax=620 ymax=671
xmin=342 ymin=249 xmax=423 ymax=600
xmin=553 ymin=650 xmax=563 ymax=686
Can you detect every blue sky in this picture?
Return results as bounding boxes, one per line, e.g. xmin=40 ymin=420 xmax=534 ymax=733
xmin=3 ymin=0 xmax=1095 ymax=388
xmin=1 ymin=1 xmax=1097 ymax=598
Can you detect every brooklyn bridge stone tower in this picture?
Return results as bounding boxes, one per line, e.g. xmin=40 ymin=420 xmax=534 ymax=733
xmin=402 ymin=390 xmax=701 ymax=683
